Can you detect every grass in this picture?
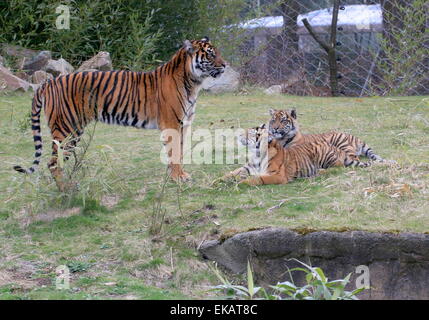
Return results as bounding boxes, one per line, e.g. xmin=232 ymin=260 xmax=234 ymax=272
xmin=0 ymin=90 xmax=428 ymax=299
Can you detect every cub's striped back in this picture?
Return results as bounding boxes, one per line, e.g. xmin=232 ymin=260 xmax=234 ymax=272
xmin=220 ymin=124 xmax=370 ymax=186
xmin=269 ymin=109 xmax=386 ymax=162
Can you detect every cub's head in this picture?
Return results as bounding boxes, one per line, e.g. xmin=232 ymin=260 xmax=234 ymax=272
xmin=268 ymin=109 xmax=298 ymax=140
xmin=183 ymin=37 xmax=226 ymax=79
xmin=238 ymin=124 xmax=271 ymax=149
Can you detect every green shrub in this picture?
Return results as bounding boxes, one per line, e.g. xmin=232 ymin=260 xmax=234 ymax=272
xmin=0 ymin=0 xmax=251 ymax=70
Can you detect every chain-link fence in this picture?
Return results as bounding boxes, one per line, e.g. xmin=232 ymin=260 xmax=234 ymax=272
xmin=220 ymin=0 xmax=428 ymax=97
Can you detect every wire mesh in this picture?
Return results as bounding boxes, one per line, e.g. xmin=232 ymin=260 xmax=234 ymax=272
xmin=221 ymin=0 xmax=428 ymax=97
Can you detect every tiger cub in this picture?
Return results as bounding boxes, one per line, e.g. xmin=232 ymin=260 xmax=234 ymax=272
xmin=221 ymin=124 xmax=370 ymax=186
xmin=220 ymin=124 xmax=270 ymax=181
xmin=269 ymin=109 xmax=386 ymax=162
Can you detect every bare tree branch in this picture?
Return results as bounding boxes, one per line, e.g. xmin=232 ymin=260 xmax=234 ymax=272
xmin=301 ymin=0 xmax=341 ymax=96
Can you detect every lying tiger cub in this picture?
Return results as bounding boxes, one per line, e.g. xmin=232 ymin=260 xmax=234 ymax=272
xmin=269 ymin=108 xmax=387 ymax=162
xmin=220 ymin=124 xmax=370 ymax=186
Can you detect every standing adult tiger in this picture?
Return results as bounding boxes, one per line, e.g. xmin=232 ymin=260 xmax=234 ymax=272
xmin=13 ymin=37 xmax=226 ymax=191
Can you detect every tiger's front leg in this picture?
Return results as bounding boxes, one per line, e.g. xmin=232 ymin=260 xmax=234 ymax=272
xmin=160 ymin=124 xmax=191 ymax=182
xmin=211 ymin=166 xmax=249 ymax=185
xmin=240 ymin=174 xmax=287 ymax=186
xmin=223 ymin=167 xmax=250 ymax=180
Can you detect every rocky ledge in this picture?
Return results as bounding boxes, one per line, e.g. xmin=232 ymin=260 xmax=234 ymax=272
xmin=199 ymin=228 xmax=429 ymax=300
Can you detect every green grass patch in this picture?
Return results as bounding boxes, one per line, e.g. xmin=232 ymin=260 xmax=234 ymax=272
xmin=0 ymin=91 xmax=428 ymax=299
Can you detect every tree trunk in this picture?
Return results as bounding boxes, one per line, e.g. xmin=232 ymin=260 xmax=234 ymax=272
xmin=267 ymin=0 xmax=302 ymax=83
xmin=302 ymin=0 xmax=340 ymax=96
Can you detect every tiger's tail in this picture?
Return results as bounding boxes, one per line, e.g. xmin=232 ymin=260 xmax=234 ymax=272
xmin=360 ymin=142 xmax=384 ymax=162
xmin=13 ymin=86 xmax=45 ymax=174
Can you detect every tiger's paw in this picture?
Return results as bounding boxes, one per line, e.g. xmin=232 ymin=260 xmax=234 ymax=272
xmin=171 ymin=171 xmax=192 ymax=183
xmin=211 ymin=175 xmax=235 ymax=186
xmin=210 ymin=177 xmax=225 ymax=186
xmin=238 ymin=177 xmax=258 ymax=186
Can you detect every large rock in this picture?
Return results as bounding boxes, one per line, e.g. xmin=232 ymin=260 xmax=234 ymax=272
xmin=0 ymin=44 xmax=39 ymax=70
xmin=23 ymin=51 xmax=52 ymax=75
xmin=0 ymin=44 xmax=38 ymax=59
xmin=77 ymin=51 xmax=112 ymax=72
xmin=0 ymin=65 xmax=36 ymax=92
xmin=14 ymin=71 xmax=31 ymax=82
xmin=199 ymin=228 xmax=429 ymax=300
xmin=44 ymin=58 xmax=74 ymax=77
xmin=264 ymin=84 xmax=283 ymax=95
xmin=202 ymin=65 xmax=240 ymax=93
xmin=31 ymin=70 xmax=53 ymax=85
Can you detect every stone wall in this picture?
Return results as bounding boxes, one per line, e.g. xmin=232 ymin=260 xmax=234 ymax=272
xmin=199 ymin=228 xmax=429 ymax=300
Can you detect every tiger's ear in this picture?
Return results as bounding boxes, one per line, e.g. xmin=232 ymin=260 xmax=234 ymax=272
xmin=290 ymin=109 xmax=297 ymax=119
xmin=183 ymin=40 xmax=196 ymax=55
xmin=269 ymin=108 xmax=276 ymax=116
xmin=260 ymin=123 xmax=266 ymax=129
xmin=201 ymin=36 xmax=210 ymax=42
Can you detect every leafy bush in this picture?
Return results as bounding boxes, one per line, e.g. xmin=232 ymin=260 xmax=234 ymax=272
xmin=211 ymin=259 xmax=366 ymax=300
xmin=0 ymin=0 xmax=251 ymax=70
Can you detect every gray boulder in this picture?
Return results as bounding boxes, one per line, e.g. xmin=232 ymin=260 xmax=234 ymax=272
xmin=202 ymin=65 xmax=239 ymax=93
xmin=77 ymin=51 xmax=112 ymax=72
xmin=31 ymin=70 xmax=53 ymax=85
xmin=14 ymin=71 xmax=31 ymax=82
xmin=0 ymin=44 xmax=39 ymax=70
xmin=44 ymin=58 xmax=74 ymax=77
xmin=0 ymin=65 xmax=36 ymax=92
xmin=264 ymin=84 xmax=283 ymax=95
xmin=23 ymin=51 xmax=52 ymax=75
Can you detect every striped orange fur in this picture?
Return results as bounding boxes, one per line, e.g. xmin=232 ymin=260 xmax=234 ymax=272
xmin=14 ymin=37 xmax=225 ymax=190
xmin=269 ymin=109 xmax=386 ymax=162
xmin=223 ymin=125 xmax=370 ymax=186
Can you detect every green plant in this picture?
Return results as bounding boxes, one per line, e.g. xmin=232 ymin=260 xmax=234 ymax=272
xmin=374 ymin=0 xmax=428 ymax=95
xmin=270 ymin=259 xmax=365 ymax=300
xmin=120 ymin=10 xmax=163 ymax=71
xmin=210 ymin=259 xmax=366 ymax=300
xmin=66 ymin=260 xmax=92 ymax=273
xmin=210 ymin=261 xmax=266 ymax=300
xmin=16 ymin=111 xmax=31 ymax=132
xmin=148 ymin=170 xmax=170 ymax=236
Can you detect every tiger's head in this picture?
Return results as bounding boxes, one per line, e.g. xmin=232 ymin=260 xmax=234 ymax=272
xmin=238 ymin=123 xmax=272 ymax=149
xmin=183 ymin=37 xmax=226 ymax=79
xmin=268 ymin=109 xmax=298 ymax=141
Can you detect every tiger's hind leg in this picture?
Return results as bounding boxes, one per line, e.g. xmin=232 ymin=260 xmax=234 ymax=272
xmin=325 ymin=147 xmax=370 ymax=169
xmin=48 ymin=129 xmax=83 ymax=191
xmin=357 ymin=142 xmax=384 ymax=162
